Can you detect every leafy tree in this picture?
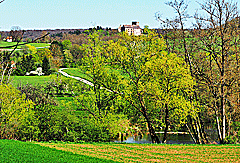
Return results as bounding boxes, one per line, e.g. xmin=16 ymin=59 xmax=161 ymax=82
xmin=107 ymin=30 xmax=196 ymax=143
xmin=36 ymin=48 xmax=53 ymax=64
xmin=144 ymin=52 xmax=196 ymax=143
xmin=0 ymin=84 xmax=38 ymax=140
xmin=50 ymin=41 xmax=63 ymax=69
xmin=75 ymin=31 xmax=129 ymax=140
xmin=70 ymin=44 xmax=83 ymax=66
xmin=61 ymin=50 xmax=73 ymax=68
xmin=42 ymin=56 xmax=51 ymax=75
xmin=62 ymin=40 xmax=72 ymax=50
xmin=26 ymin=38 xmax=32 ymax=43
xmin=14 ymin=54 xmax=36 ymax=76
xmin=156 ymin=0 xmax=208 ymax=144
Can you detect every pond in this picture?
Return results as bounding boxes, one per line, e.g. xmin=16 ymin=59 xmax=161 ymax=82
xmin=114 ymin=133 xmax=194 ymax=144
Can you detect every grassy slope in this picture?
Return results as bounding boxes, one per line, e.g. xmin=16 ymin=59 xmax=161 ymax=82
xmin=0 ymin=41 xmax=50 ymax=49
xmin=0 ymin=139 xmax=117 ymax=163
xmin=10 ymin=76 xmax=52 ymax=87
xmin=39 ymin=142 xmax=240 ymax=162
xmin=63 ymin=68 xmax=92 ymax=81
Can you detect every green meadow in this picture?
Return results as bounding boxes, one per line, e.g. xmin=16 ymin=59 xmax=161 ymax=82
xmin=0 ymin=41 xmax=50 ymax=49
xmin=0 ymin=139 xmax=116 ymax=163
xmin=63 ymin=68 xmax=92 ymax=81
xmin=10 ymin=75 xmax=52 ymax=87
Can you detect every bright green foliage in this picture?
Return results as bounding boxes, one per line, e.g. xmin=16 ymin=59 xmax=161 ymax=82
xmin=15 ymin=83 xmax=82 ymax=142
xmin=62 ymin=39 xmax=72 ymax=50
xmin=75 ymin=31 xmax=129 ymax=141
xmin=107 ymin=30 xmax=196 ymax=142
xmin=36 ymin=48 xmax=53 ymax=64
xmin=144 ymin=52 xmax=196 ymax=126
xmin=74 ymin=93 xmax=129 ymax=141
xmin=62 ymin=49 xmax=73 ymax=68
xmin=0 ymin=84 xmax=39 ymax=140
xmin=23 ymin=44 xmax=39 ymax=63
xmin=25 ymin=44 xmax=37 ymax=55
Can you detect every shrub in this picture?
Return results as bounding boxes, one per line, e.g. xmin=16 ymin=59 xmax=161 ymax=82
xmin=0 ymin=84 xmax=39 ymax=140
xmin=225 ymin=122 xmax=240 ymax=144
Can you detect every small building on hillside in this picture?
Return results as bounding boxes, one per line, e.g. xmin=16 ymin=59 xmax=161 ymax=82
xmin=4 ymin=36 xmax=13 ymax=42
xmin=118 ymin=21 xmax=142 ymax=36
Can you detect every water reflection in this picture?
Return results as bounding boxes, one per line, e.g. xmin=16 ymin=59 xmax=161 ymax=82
xmin=114 ymin=133 xmax=194 ymax=144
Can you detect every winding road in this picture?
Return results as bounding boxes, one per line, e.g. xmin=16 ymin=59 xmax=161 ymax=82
xmin=58 ymin=68 xmax=117 ymax=93
xmin=58 ymin=68 xmax=94 ymax=86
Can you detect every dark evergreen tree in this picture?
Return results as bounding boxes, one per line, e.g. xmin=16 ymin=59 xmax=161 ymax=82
xmin=14 ymin=55 xmax=36 ymax=76
xmin=42 ymin=56 xmax=51 ymax=75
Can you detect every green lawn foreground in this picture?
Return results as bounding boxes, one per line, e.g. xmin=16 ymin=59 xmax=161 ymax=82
xmin=38 ymin=142 xmax=240 ymax=162
xmin=0 ymin=139 xmax=117 ymax=163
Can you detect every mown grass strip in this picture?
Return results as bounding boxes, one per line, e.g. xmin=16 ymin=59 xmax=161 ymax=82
xmin=38 ymin=142 xmax=240 ymax=163
xmin=0 ymin=139 xmax=117 ymax=163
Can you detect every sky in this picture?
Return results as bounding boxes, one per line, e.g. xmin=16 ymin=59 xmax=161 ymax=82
xmin=0 ymin=0 xmax=237 ymax=31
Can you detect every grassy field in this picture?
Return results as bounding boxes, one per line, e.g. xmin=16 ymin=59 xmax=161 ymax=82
xmin=10 ymin=75 xmax=52 ymax=87
xmin=0 ymin=139 xmax=116 ymax=163
xmin=0 ymin=41 xmax=50 ymax=49
xmin=38 ymin=142 xmax=240 ymax=162
xmin=63 ymin=68 xmax=92 ymax=81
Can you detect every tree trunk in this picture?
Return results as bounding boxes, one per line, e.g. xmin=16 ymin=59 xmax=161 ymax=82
xmin=194 ymin=118 xmax=202 ymax=144
xmin=186 ymin=123 xmax=197 ymax=144
xmin=162 ymin=103 xmax=169 ymax=143
xmin=216 ymin=114 xmax=222 ymax=143
xmin=142 ymin=111 xmax=160 ymax=144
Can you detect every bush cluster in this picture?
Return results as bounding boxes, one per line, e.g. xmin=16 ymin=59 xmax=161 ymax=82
xmin=0 ymin=79 xmax=128 ymax=142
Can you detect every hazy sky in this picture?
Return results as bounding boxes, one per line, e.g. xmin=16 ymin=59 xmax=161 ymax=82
xmin=0 ymin=0 xmax=237 ymax=31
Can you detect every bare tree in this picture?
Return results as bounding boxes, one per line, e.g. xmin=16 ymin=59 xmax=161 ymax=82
xmin=193 ymin=0 xmax=239 ymax=144
xmin=156 ymin=0 xmax=209 ymax=144
xmin=156 ymin=0 xmax=240 ymax=144
xmin=10 ymin=26 xmax=22 ymax=42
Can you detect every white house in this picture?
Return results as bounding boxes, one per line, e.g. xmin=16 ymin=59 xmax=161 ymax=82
xmin=118 ymin=21 xmax=142 ymax=36
xmin=26 ymin=67 xmax=44 ymax=76
xmin=5 ymin=36 xmax=13 ymax=42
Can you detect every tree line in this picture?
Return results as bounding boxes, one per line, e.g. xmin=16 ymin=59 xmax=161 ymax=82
xmin=156 ymin=0 xmax=240 ymax=144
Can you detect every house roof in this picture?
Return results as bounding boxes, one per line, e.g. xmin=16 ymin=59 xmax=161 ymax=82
xmin=123 ymin=25 xmax=141 ymax=29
